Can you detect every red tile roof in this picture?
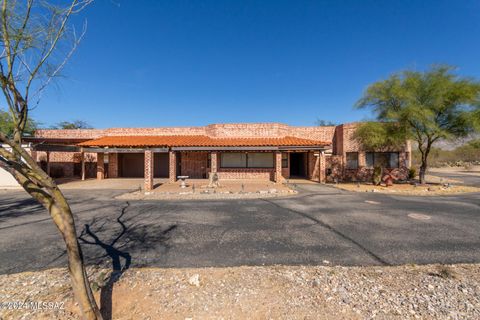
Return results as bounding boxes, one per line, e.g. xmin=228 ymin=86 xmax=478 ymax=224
xmin=78 ymin=135 xmax=329 ymax=148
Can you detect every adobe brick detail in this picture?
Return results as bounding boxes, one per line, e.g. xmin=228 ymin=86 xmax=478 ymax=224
xmin=169 ymin=151 xmax=176 ymax=182
xmin=108 ymin=153 xmax=118 ymax=178
xmin=144 ymin=150 xmax=154 ymax=191
xmin=210 ymin=152 xmax=218 ymax=173
xmin=274 ymin=151 xmax=283 ymax=183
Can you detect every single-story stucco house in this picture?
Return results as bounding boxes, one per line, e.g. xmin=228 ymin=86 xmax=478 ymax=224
xmin=1 ymin=122 xmax=411 ymax=190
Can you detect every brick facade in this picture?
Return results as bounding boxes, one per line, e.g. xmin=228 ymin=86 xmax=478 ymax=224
xmin=274 ymin=152 xmax=283 ymax=183
xmin=144 ymin=150 xmax=154 ymax=191
xmin=33 ymin=122 xmax=411 ymax=184
xmin=169 ymin=151 xmax=177 ymax=182
xmin=108 ymin=153 xmax=118 ymax=178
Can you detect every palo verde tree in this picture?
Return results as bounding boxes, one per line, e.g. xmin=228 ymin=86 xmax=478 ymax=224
xmin=0 ymin=107 xmax=38 ymax=135
xmin=353 ymin=121 xmax=408 ymax=184
xmin=0 ymin=1 xmax=102 ymax=319
xmin=356 ymin=65 xmax=480 ymax=184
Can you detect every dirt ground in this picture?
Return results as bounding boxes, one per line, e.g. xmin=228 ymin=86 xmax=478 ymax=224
xmin=117 ymin=179 xmax=296 ymax=200
xmin=332 ymin=182 xmax=480 ymax=195
xmin=1 ymin=264 xmax=479 ymax=320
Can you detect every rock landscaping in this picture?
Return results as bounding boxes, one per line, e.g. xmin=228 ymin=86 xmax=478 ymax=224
xmin=117 ymin=180 xmax=297 ymax=200
xmin=1 ymin=264 xmax=479 ymax=319
xmin=333 ymin=182 xmax=480 ymax=196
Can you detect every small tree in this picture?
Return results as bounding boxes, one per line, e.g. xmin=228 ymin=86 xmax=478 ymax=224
xmin=0 ymin=108 xmax=38 ymax=135
xmin=356 ymin=65 xmax=480 ymax=184
xmin=0 ymin=1 xmax=102 ymax=319
xmin=315 ymin=118 xmax=336 ymax=126
xmin=52 ymin=119 xmax=92 ymax=129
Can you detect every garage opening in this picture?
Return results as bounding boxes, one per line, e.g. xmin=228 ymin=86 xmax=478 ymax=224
xmin=118 ymin=153 xmax=144 ymax=177
xmin=154 ymin=153 xmax=169 ymax=178
xmin=290 ymin=152 xmax=306 ymax=177
xmin=118 ymin=152 xmax=170 ymax=178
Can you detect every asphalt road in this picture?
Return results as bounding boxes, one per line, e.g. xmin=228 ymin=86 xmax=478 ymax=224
xmin=0 ymin=183 xmax=479 ymax=274
xmin=429 ymin=170 xmax=480 ymax=187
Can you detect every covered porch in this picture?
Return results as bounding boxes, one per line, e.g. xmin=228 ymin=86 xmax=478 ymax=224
xmin=32 ymin=135 xmax=331 ymax=192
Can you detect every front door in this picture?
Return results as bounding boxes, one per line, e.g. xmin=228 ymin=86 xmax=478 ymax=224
xmin=290 ymin=152 xmax=306 ymax=177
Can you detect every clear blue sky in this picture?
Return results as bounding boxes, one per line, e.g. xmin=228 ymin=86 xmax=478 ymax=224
xmin=31 ymin=0 xmax=480 ymax=128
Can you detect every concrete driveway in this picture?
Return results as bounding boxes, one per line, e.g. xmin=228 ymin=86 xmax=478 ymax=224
xmin=0 ymin=184 xmax=479 ymax=274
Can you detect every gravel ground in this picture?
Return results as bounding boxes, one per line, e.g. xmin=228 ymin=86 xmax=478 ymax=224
xmin=1 ymin=264 xmax=479 ymax=319
xmin=116 ymin=188 xmax=297 ymax=200
xmin=332 ymin=182 xmax=480 ymax=196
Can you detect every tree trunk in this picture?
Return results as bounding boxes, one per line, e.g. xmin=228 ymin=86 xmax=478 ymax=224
xmin=49 ymin=193 xmax=103 ymax=320
xmin=0 ymin=134 xmax=102 ymax=319
xmin=419 ymin=162 xmax=427 ymax=185
xmin=417 ymin=140 xmax=432 ymax=185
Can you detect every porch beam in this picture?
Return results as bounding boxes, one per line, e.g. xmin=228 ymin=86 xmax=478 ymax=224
xmin=82 ymin=147 xmax=168 ymax=153
xmin=172 ymin=146 xmax=279 ymax=151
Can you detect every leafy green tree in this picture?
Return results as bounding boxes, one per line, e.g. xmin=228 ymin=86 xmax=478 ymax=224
xmin=354 ymin=121 xmax=407 ymax=150
xmin=356 ymin=65 xmax=480 ymax=184
xmin=52 ymin=120 xmax=92 ymax=129
xmin=0 ymin=108 xmax=38 ymax=136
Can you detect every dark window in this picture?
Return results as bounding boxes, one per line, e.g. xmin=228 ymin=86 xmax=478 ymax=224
xmin=281 ymin=153 xmax=288 ymax=168
xmin=221 ymin=153 xmax=247 ymax=168
xmin=366 ymin=152 xmax=374 ymax=168
xmin=366 ymin=152 xmax=400 ymax=168
xmin=220 ymin=153 xmax=274 ymax=168
xmin=346 ymin=152 xmax=358 ymax=169
xmin=247 ymin=153 xmax=274 ymax=168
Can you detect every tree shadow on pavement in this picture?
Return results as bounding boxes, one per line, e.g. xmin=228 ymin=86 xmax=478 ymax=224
xmin=78 ymin=201 xmax=177 ymax=320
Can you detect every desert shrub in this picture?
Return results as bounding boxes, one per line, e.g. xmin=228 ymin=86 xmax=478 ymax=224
xmin=372 ymin=166 xmax=382 ymax=185
xmin=408 ymin=168 xmax=416 ymax=180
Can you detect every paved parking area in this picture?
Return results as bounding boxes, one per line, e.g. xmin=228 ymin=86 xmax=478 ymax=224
xmin=0 ymin=183 xmax=479 ymax=274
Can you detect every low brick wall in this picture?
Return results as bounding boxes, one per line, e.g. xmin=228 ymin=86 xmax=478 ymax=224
xmin=217 ymin=169 xmax=274 ymax=180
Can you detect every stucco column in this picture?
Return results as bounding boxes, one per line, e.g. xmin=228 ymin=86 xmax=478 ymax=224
xmin=210 ymin=152 xmax=218 ymax=174
xmin=108 ymin=153 xmax=118 ymax=178
xmin=169 ymin=151 xmax=177 ymax=182
xmin=144 ymin=150 xmax=154 ymax=192
xmin=274 ymin=151 xmax=283 ymax=183
xmin=96 ymin=152 xmax=105 ymax=180
xmin=81 ymin=151 xmax=85 ymax=181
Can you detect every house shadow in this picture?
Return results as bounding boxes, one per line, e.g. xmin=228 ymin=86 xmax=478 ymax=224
xmin=78 ymin=201 xmax=177 ymax=319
